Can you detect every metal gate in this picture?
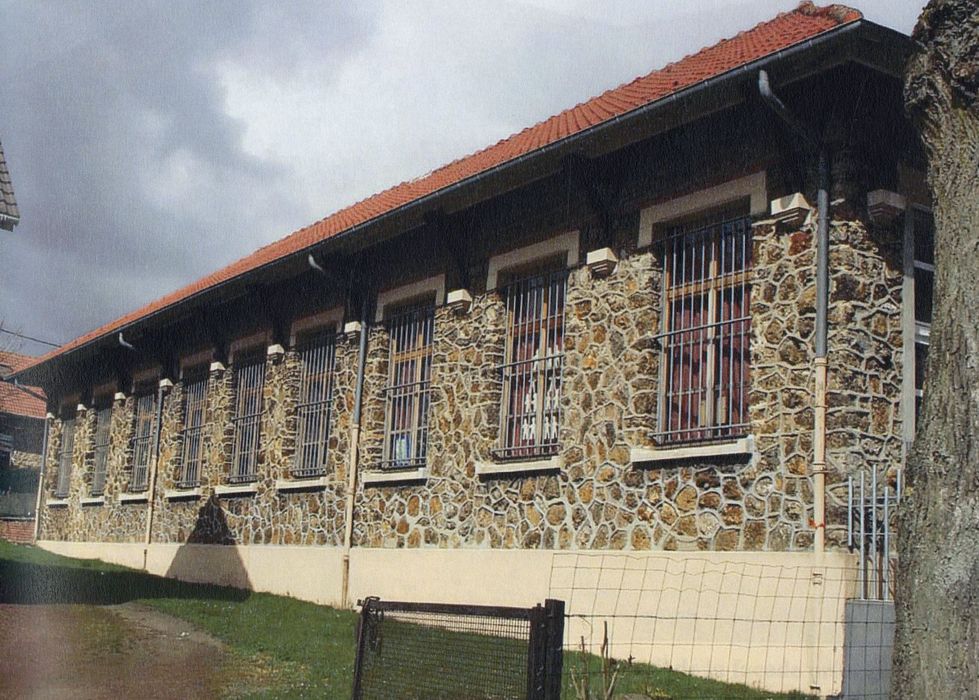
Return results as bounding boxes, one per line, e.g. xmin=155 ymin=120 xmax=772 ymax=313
xmin=352 ymin=597 xmax=564 ymax=700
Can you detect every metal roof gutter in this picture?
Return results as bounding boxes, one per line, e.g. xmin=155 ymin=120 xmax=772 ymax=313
xmin=16 ymin=18 xmax=901 ymax=385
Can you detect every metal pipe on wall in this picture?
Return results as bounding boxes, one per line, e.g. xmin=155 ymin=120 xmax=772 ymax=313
xmin=143 ymin=381 xmax=168 ymax=561
xmin=32 ymin=413 xmax=52 ymax=541
xmin=758 ymin=70 xmax=830 ymax=554
xmin=342 ymin=298 xmax=370 ymax=607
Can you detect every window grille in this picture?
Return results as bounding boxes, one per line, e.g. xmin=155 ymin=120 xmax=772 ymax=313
xmin=230 ymin=350 xmax=265 ymax=483
xmin=131 ymin=391 xmax=156 ymax=492
xmin=54 ymin=417 xmax=76 ymax=498
xmin=382 ymin=303 xmax=435 ymax=470
xmin=910 ymin=208 xmax=934 ymax=424
xmin=655 ymin=212 xmax=752 ymax=444
xmin=294 ymin=331 xmax=337 ymax=477
xmin=496 ymin=268 xmax=567 ymax=460
xmin=179 ymin=370 xmax=208 ymax=488
xmin=91 ymin=405 xmax=112 ymax=496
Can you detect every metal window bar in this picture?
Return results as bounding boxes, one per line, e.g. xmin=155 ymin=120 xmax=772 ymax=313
xmin=91 ymin=406 xmax=112 ymax=496
xmin=54 ymin=418 xmax=76 ymax=498
xmin=848 ymin=468 xmax=903 ymax=601
xmin=178 ymin=373 xmax=208 ymax=488
xmin=495 ymin=269 xmax=567 ymax=460
xmin=655 ymin=213 xmax=752 ymax=444
xmin=294 ymin=331 xmax=338 ymax=477
xmin=230 ymin=352 xmax=266 ymax=483
xmin=130 ymin=392 xmax=156 ymax=492
xmin=382 ymin=304 xmax=435 ymax=470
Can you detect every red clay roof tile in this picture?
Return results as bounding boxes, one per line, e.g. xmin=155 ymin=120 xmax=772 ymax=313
xmin=0 ymin=352 xmax=46 ymax=418
xmin=24 ymin=3 xmax=861 ymax=375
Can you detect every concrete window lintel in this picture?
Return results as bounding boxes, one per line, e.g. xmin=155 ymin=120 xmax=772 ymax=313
xmin=486 ymin=231 xmax=579 ymax=291
xmin=638 ymin=171 xmax=767 ymax=248
xmin=376 ymin=273 xmax=446 ymax=322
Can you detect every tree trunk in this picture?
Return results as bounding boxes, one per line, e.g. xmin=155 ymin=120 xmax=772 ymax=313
xmin=893 ymin=1 xmax=979 ymax=697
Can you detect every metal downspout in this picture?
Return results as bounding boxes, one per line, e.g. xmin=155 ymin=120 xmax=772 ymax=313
xmin=758 ymin=70 xmax=830 ymax=554
xmin=812 ymin=150 xmax=830 ymax=554
xmin=342 ymin=299 xmax=369 ymax=607
xmin=143 ymin=381 xmax=167 ymax=564
xmin=32 ymin=414 xmax=51 ymax=541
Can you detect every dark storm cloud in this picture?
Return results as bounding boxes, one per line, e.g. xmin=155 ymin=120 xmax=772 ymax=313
xmin=0 ymin=0 xmax=375 ymax=352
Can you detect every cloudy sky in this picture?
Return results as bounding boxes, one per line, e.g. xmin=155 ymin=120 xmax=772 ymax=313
xmin=0 ymin=0 xmax=925 ymax=356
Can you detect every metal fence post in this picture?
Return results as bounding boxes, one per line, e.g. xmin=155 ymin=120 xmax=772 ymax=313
xmin=543 ymin=598 xmax=565 ymax=700
xmin=527 ymin=603 xmax=546 ymax=700
xmin=351 ymin=597 xmax=376 ymax=700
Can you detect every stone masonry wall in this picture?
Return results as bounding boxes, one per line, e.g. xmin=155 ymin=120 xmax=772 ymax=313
xmin=37 ymin=184 xmax=907 ymax=554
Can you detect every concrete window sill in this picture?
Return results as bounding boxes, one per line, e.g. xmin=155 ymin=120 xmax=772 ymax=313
xmin=47 ymin=498 xmax=69 ymax=508
xmin=275 ymin=477 xmax=328 ymax=492
xmin=362 ymin=468 xmax=427 ymax=486
xmin=80 ymin=496 xmax=105 ymax=506
xmin=164 ymin=488 xmax=202 ymax=500
xmin=475 ymin=455 xmax=562 ymax=477
xmin=119 ymin=492 xmax=149 ymax=504
xmin=214 ymin=483 xmax=258 ymax=498
xmin=631 ymin=436 xmax=755 ymax=464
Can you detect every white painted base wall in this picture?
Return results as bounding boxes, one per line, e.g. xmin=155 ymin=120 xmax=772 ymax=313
xmin=37 ymin=541 xmax=856 ymax=695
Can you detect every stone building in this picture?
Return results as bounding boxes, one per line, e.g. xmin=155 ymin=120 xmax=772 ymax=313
xmin=13 ymin=4 xmax=932 ymax=692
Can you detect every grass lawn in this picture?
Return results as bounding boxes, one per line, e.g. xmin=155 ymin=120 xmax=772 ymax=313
xmin=0 ymin=541 xmax=812 ymax=699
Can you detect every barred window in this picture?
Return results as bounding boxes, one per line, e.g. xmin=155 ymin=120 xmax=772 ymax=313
xmin=131 ymin=390 xmax=156 ymax=492
xmin=656 ymin=212 xmax=752 ymax=444
xmin=230 ymin=350 xmax=265 ymax=483
xmin=496 ymin=268 xmax=567 ymax=460
xmin=382 ymin=303 xmax=435 ymax=470
xmin=91 ymin=405 xmax=112 ymax=496
xmin=179 ymin=369 xmax=208 ymax=488
xmin=54 ymin=417 xmax=76 ymax=498
xmin=294 ymin=331 xmax=337 ymax=477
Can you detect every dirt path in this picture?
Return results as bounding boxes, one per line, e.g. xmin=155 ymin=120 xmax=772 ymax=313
xmin=0 ymin=603 xmax=244 ymax=699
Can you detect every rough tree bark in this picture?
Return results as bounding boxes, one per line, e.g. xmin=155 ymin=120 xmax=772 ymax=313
xmin=893 ymin=1 xmax=979 ymax=697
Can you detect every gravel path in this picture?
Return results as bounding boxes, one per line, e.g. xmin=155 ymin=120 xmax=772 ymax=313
xmin=0 ymin=603 xmax=238 ymax=699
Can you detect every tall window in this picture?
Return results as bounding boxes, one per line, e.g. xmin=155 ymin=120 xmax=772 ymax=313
xmin=91 ymin=404 xmax=112 ymax=496
xmin=909 ymin=207 xmax=934 ymax=426
xmin=496 ymin=268 xmax=567 ymax=459
xmin=54 ymin=416 xmax=76 ymax=498
xmin=656 ymin=211 xmax=752 ymax=444
xmin=179 ymin=369 xmax=208 ymax=487
xmin=294 ymin=331 xmax=337 ymax=477
xmin=230 ymin=350 xmax=265 ymax=483
xmin=382 ymin=304 xmax=435 ymax=469
xmin=131 ymin=389 xmax=156 ymax=491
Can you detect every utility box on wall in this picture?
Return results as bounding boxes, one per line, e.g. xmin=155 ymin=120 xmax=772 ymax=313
xmin=842 ymin=599 xmax=895 ymax=698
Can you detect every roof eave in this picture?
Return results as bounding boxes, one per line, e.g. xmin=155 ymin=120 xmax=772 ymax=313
xmin=15 ymin=18 xmax=911 ymax=387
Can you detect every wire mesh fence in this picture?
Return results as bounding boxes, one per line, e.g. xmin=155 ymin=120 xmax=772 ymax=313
xmin=549 ymin=552 xmax=891 ymax=699
xmin=352 ymin=597 xmax=563 ymax=700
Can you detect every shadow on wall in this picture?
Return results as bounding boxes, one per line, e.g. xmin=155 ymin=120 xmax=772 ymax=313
xmin=0 ymin=496 xmax=251 ymax=605
xmin=164 ymin=495 xmax=253 ymax=592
